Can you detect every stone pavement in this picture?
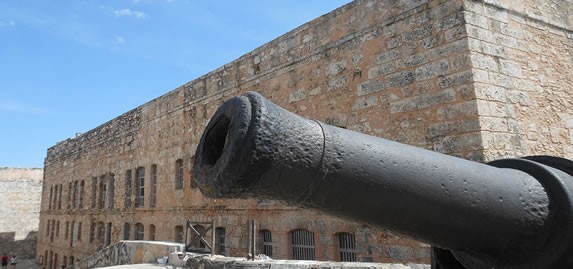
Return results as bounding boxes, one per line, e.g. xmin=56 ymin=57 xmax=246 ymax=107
xmin=12 ymin=259 xmax=42 ymax=269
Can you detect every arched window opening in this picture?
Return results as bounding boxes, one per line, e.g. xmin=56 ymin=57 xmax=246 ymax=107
xmin=135 ymin=223 xmax=144 ymax=240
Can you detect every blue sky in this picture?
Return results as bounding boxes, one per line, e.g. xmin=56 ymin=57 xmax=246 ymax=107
xmin=0 ymin=1 xmax=352 ymax=168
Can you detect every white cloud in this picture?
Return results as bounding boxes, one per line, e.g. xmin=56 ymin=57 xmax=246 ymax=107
xmin=115 ymin=36 xmax=126 ymax=44
xmin=113 ymin=8 xmax=146 ymax=19
xmin=0 ymin=20 xmax=16 ymax=27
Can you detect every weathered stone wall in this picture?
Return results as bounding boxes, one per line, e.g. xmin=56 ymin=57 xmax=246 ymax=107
xmin=0 ymin=167 xmax=43 ymax=258
xmin=462 ymin=0 xmax=573 ymax=160
xmin=37 ymin=0 xmax=572 ymax=268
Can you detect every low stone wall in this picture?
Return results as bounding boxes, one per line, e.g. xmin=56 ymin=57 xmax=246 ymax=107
xmin=74 ymin=241 xmax=183 ymax=269
xmin=81 ymin=241 xmax=429 ymax=269
xmin=184 ymin=254 xmax=430 ymax=269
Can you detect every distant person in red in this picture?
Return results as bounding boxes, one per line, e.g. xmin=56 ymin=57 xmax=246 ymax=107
xmin=0 ymin=254 xmax=8 ymax=268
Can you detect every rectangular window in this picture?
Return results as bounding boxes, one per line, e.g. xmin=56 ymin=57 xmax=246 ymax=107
xmin=65 ymin=221 xmax=70 ymax=240
xmin=100 ymin=175 xmax=107 ymax=209
xmin=78 ymin=222 xmax=82 ymax=241
xmin=149 ymin=224 xmax=156 ymax=241
xmin=123 ymin=223 xmax=131 ymax=240
xmin=73 ymin=181 xmax=79 ymax=209
xmin=97 ymin=222 xmax=104 ymax=243
xmin=261 ymin=230 xmax=273 ymax=257
xmin=91 ymin=177 xmax=97 ymax=209
xmin=49 ymin=186 xmax=53 ymax=211
xmin=337 ymin=232 xmax=357 ymax=262
xmin=105 ymin=222 xmax=112 ymax=246
xmin=135 ymin=167 xmax=145 ymax=207
xmin=79 ymin=180 xmax=85 ymax=209
xmin=89 ymin=222 xmax=95 ymax=243
xmin=125 ymin=170 xmax=132 ymax=208
xmin=150 ymin=164 xmax=157 ymax=208
xmin=52 ymin=185 xmax=58 ymax=210
xmin=175 ymin=159 xmax=184 ymax=190
xmin=108 ymin=174 xmax=115 ymax=209
xmin=58 ymin=184 xmax=63 ymax=209
xmin=291 ymin=229 xmax=315 ymax=260
xmin=56 ymin=221 xmax=60 ymax=237
xmin=135 ymin=223 xmax=144 ymax=240
xmin=175 ymin=225 xmax=184 ymax=243
xmin=215 ymin=227 xmax=226 ymax=255
xmin=50 ymin=220 xmax=55 ymax=242
xmin=68 ymin=182 xmax=73 ymax=209
xmin=70 ymin=221 xmax=76 ymax=247
xmin=190 ymin=157 xmax=197 ymax=188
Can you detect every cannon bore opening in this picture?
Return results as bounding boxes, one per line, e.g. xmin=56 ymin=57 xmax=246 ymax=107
xmin=202 ymin=115 xmax=231 ymax=166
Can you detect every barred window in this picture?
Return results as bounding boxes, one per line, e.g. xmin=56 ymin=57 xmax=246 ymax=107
xmin=260 ymin=230 xmax=273 ymax=257
xmin=291 ymin=229 xmax=315 ymax=260
xmin=135 ymin=167 xmax=145 ymax=208
xmin=337 ymin=232 xmax=357 ymax=262
xmin=175 ymin=159 xmax=184 ymax=190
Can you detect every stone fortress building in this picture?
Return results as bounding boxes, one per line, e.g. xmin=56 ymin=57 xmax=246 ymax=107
xmin=0 ymin=168 xmax=43 ymax=259
xmin=37 ymin=0 xmax=572 ymax=268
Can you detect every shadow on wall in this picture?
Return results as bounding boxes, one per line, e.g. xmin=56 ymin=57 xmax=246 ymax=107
xmin=0 ymin=231 xmax=37 ymax=259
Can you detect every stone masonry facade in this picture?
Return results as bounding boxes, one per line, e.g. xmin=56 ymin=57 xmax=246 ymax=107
xmin=37 ymin=0 xmax=572 ymax=268
xmin=0 ymin=167 xmax=43 ymax=259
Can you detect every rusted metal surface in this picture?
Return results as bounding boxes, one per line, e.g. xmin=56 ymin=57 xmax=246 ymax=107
xmin=193 ymin=92 xmax=573 ymax=269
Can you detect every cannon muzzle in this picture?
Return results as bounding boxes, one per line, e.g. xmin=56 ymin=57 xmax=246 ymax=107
xmin=193 ymin=91 xmax=573 ymax=269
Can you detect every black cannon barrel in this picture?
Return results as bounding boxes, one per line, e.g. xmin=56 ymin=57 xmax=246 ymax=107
xmin=193 ymin=92 xmax=573 ymax=269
